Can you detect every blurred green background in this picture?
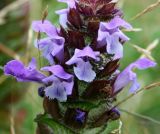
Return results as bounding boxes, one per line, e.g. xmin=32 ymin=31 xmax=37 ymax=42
xmin=0 ymin=0 xmax=160 ymax=133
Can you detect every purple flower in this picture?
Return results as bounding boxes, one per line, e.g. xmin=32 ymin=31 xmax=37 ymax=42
xmin=97 ymin=16 xmax=132 ymax=59
xmin=41 ymin=65 xmax=74 ymax=102
xmin=32 ymin=20 xmax=65 ymax=64
xmin=66 ymin=46 xmax=100 ymax=82
xmin=55 ymin=0 xmax=76 ymax=28
xmin=32 ymin=20 xmax=57 ymax=37
xmin=56 ymin=9 xmax=68 ymax=28
xmin=75 ymin=109 xmax=86 ymax=124
xmin=114 ymin=58 xmax=156 ymax=94
xmin=4 ymin=59 xmax=73 ymax=102
xmin=35 ymin=37 xmax=65 ymax=64
xmin=4 ymin=58 xmax=46 ymax=83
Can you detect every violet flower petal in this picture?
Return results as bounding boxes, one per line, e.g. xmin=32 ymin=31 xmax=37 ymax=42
xmin=114 ymin=58 xmax=156 ymax=93
xmin=35 ymin=38 xmax=55 ymax=64
xmin=28 ymin=58 xmax=37 ymax=70
xmin=98 ymin=20 xmax=130 ymax=59
xmin=41 ymin=65 xmax=73 ymax=80
xmin=116 ymin=29 xmax=130 ymax=42
xmin=62 ymin=79 xmax=74 ymax=95
xmin=97 ymin=30 xmax=110 ymax=48
xmin=66 ymin=46 xmax=100 ymax=65
xmin=45 ymin=82 xmax=67 ymax=102
xmin=105 ymin=16 xmax=132 ymax=30
xmin=76 ymin=46 xmax=100 ymax=60
xmin=4 ymin=60 xmax=24 ymax=77
xmin=98 ymin=29 xmax=123 ymax=59
xmin=36 ymin=36 xmax=65 ymax=64
xmin=43 ymin=74 xmax=74 ymax=95
xmin=4 ymin=59 xmax=46 ymax=83
xmin=32 ymin=20 xmax=57 ymax=37
xmin=73 ymin=59 xmax=96 ymax=82
xmin=42 ymin=75 xmax=58 ymax=84
xmin=66 ymin=46 xmax=98 ymax=82
xmin=107 ymin=33 xmax=123 ymax=59
xmin=55 ymin=9 xmax=68 ymax=28
xmin=66 ymin=49 xmax=81 ymax=65
xmin=75 ymin=110 xmax=86 ymax=124
xmin=56 ymin=0 xmax=76 ymax=28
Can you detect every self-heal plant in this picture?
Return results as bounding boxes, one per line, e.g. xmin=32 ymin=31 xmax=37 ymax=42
xmin=3 ymin=0 xmax=157 ymax=133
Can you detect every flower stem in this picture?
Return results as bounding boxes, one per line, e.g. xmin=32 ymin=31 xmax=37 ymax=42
xmin=120 ymin=108 xmax=160 ymax=125
xmin=131 ymin=0 xmax=160 ymax=21
xmin=114 ymin=81 xmax=160 ymax=108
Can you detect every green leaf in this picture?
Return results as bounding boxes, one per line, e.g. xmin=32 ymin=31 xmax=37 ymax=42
xmin=81 ymin=126 xmax=105 ymax=134
xmin=81 ymin=120 xmax=121 ymax=134
xmin=61 ymin=100 xmax=98 ymax=111
xmin=102 ymin=120 xmax=122 ymax=134
xmin=35 ymin=114 xmax=76 ymax=134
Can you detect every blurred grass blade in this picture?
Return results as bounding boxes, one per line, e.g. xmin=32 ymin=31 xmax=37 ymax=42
xmin=145 ymin=81 xmax=160 ymax=90
xmin=0 ymin=43 xmax=20 ymax=60
xmin=0 ymin=0 xmax=28 ymax=24
xmin=131 ymin=0 xmax=160 ymax=21
xmin=25 ymin=27 xmax=33 ymax=64
xmin=122 ymin=28 xmax=142 ymax=32
xmin=113 ymin=81 xmax=160 ymax=108
xmin=0 ymin=75 xmax=8 ymax=84
xmin=145 ymin=39 xmax=159 ymax=51
xmin=0 ymin=66 xmax=3 ymax=70
xmin=120 ymin=109 xmax=160 ymax=125
xmin=41 ymin=5 xmax=48 ymax=23
xmin=10 ymin=115 xmax=15 ymax=134
xmin=131 ymin=39 xmax=159 ymax=61
xmin=140 ymin=39 xmax=159 ymax=60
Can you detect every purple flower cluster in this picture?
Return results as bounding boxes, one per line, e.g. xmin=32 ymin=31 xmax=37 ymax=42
xmin=4 ymin=0 xmax=156 ymax=103
xmin=3 ymin=0 xmax=157 ymax=126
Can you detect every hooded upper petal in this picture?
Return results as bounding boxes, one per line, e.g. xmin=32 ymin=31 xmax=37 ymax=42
xmin=32 ymin=20 xmax=58 ymax=37
xmin=104 ymin=16 xmax=132 ymax=30
xmin=4 ymin=58 xmax=46 ymax=83
xmin=66 ymin=46 xmax=100 ymax=65
xmin=114 ymin=58 xmax=156 ymax=94
xmin=76 ymin=46 xmax=100 ymax=60
xmin=42 ymin=65 xmax=73 ymax=80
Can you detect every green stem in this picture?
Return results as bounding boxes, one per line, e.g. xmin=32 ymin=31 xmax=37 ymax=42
xmin=120 ymin=109 xmax=160 ymax=125
xmin=114 ymin=88 xmax=144 ymax=108
xmin=113 ymin=81 xmax=160 ymax=108
xmin=95 ymin=123 xmax=108 ymax=134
